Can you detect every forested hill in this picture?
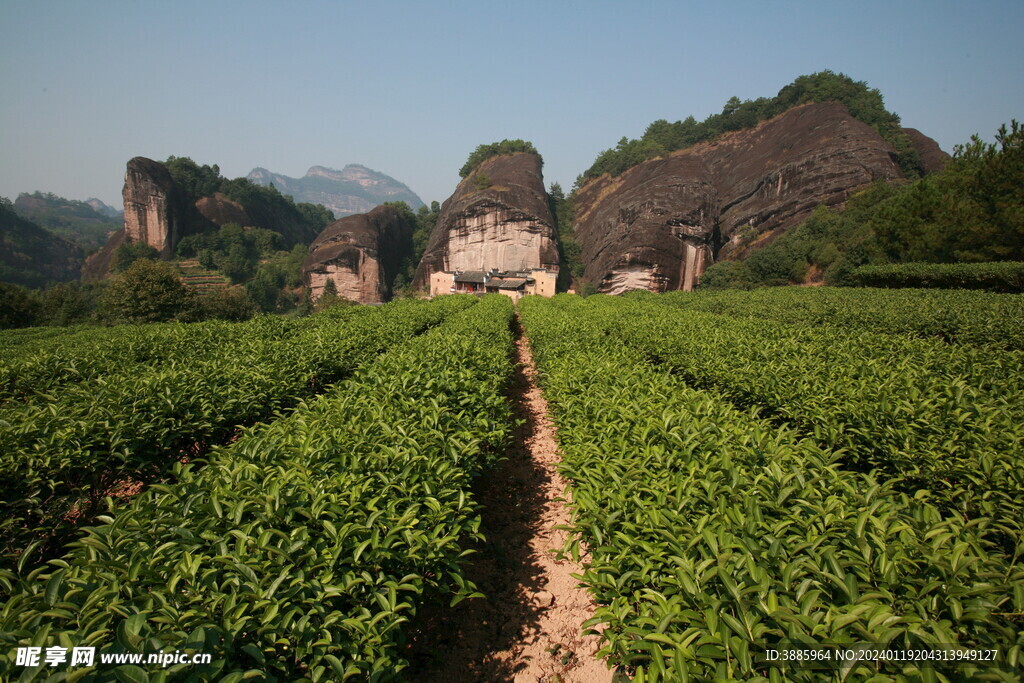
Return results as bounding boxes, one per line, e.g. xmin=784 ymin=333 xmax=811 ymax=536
xmin=581 ymin=71 xmax=926 ymax=184
xmin=0 ymin=198 xmax=83 ymax=288
xmin=13 ymin=192 xmax=122 ymax=251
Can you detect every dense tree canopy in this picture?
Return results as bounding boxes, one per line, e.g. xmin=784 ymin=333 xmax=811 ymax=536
xmin=112 ymin=241 xmax=159 ymax=272
xmin=383 ymin=200 xmax=440 ymax=294
xmin=547 ymin=182 xmax=583 ymax=290
xmin=99 ymin=259 xmax=196 ymax=323
xmin=177 ymin=223 xmax=283 ymax=284
xmin=163 ymin=156 xmax=334 ymax=236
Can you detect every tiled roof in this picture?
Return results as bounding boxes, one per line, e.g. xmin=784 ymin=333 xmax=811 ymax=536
xmin=453 ymin=271 xmax=487 ymax=284
xmin=489 ymin=277 xmax=528 ymax=289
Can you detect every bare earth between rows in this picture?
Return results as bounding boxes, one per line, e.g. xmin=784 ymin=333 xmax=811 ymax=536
xmin=406 ymin=318 xmax=612 ymax=682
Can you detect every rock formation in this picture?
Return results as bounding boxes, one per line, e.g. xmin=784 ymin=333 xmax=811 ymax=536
xmin=302 ymin=204 xmax=415 ymax=304
xmin=81 ymin=229 xmax=126 ymax=281
xmin=412 ymin=152 xmax=558 ymax=289
xmin=86 ymin=156 xmax=328 ymax=279
xmin=574 ymin=103 xmax=941 ymax=294
xmin=903 ymin=127 xmax=950 ymax=175
xmin=85 ymin=198 xmax=122 ymax=218
xmin=84 ymin=156 xmax=184 ymax=280
xmin=121 ymin=156 xmax=183 ymax=258
xmin=195 ymin=193 xmax=252 ymax=228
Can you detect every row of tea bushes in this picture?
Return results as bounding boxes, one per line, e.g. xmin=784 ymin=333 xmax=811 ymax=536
xmin=849 ymin=261 xmax=1024 ymax=293
xmin=655 ymin=286 xmax=1024 ymax=350
xmin=0 ymin=306 xmax=371 ymax=405
xmin=0 ymin=324 xmax=88 ymax=357
xmin=0 ymin=297 xmax=474 ymax=576
xmin=519 ymin=295 xmax=1021 ymax=681
xmin=600 ymin=297 xmax=1024 ymax=533
xmin=0 ymin=294 xmax=515 ymax=681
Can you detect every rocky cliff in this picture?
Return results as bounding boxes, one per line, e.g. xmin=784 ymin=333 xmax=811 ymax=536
xmin=86 ymin=157 xmax=327 ymax=279
xmin=247 ymin=164 xmax=424 ymax=218
xmin=84 ymin=157 xmax=184 ymax=280
xmin=903 ymin=127 xmax=950 ymax=175
xmin=574 ymin=103 xmax=938 ymax=293
xmin=412 ymin=152 xmax=558 ymax=289
xmin=121 ymin=156 xmax=183 ymax=258
xmin=302 ymin=204 xmax=415 ymax=304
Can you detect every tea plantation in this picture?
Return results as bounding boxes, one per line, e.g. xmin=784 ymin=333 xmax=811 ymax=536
xmin=0 ymin=288 xmax=1021 ymax=681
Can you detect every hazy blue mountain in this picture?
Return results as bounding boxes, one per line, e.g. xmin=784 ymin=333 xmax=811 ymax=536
xmin=246 ymin=164 xmax=424 ymax=218
xmin=85 ymin=198 xmax=122 ymax=218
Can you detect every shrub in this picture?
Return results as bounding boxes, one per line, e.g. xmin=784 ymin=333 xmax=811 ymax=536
xmin=849 ymin=261 xmax=1024 ymax=292
xmin=99 ymin=259 xmax=197 ymax=323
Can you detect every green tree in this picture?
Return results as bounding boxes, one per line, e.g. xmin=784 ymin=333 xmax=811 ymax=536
xmin=296 ymin=202 xmax=335 ymax=232
xmin=197 ymin=287 xmax=257 ymax=321
xmin=314 ymin=278 xmax=354 ymax=312
xmin=247 ymin=266 xmax=285 ymax=312
xmin=37 ymin=281 xmax=104 ymax=326
xmin=0 ymin=282 xmax=39 ymax=329
xmin=474 ymin=173 xmax=492 ymax=190
xmin=216 ymin=243 xmax=256 ymax=284
xmin=164 ymin=156 xmax=222 ymax=202
xmin=99 ymin=259 xmax=196 ymax=323
xmin=413 ymin=202 xmax=440 ymax=264
xmin=112 ymin=241 xmax=160 ymax=272
xmin=198 ymin=249 xmax=217 ymax=270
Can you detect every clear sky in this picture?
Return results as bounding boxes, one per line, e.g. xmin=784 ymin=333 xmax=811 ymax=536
xmin=1 ymin=0 xmax=1022 ymax=208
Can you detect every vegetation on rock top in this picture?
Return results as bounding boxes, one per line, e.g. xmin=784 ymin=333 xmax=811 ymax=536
xmin=459 ymin=139 xmax=542 ymax=178
xmin=580 ymin=71 xmax=924 ymax=185
xmin=163 ymin=156 xmax=335 ymax=239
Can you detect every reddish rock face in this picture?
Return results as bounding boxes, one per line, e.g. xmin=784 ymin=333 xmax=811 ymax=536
xmin=412 ymin=153 xmax=559 ymax=289
xmin=574 ymin=155 xmax=718 ymax=294
xmin=81 ymin=228 xmax=126 ymax=281
xmin=302 ymin=204 xmax=415 ymax=304
xmin=195 ymin=193 xmax=252 ymax=228
xmin=903 ymin=127 xmax=950 ymax=175
xmin=574 ymin=103 xmax=939 ymax=293
xmin=121 ymin=156 xmax=182 ymax=258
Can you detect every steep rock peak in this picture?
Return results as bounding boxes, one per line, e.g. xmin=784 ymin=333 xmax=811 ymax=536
xmin=302 ymin=203 xmax=415 ymax=304
xmin=122 ymin=156 xmax=182 ymax=258
xmin=412 ymin=152 xmax=558 ymax=289
xmin=574 ymin=102 xmax=914 ymax=293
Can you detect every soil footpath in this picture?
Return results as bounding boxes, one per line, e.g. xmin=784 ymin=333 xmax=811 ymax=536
xmin=405 ymin=318 xmax=612 ymax=682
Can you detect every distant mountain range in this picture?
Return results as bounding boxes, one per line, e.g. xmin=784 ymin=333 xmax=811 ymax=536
xmin=85 ymin=198 xmax=121 ymax=218
xmin=13 ymin=192 xmax=122 ymax=252
xmin=246 ymin=165 xmax=424 ymax=218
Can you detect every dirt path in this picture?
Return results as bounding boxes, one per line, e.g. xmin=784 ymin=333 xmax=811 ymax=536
xmin=405 ymin=317 xmax=613 ymax=682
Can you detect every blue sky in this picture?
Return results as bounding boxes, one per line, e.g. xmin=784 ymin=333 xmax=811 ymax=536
xmin=1 ymin=0 xmax=1022 ymax=208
